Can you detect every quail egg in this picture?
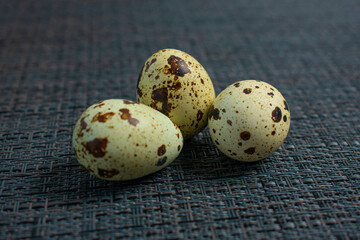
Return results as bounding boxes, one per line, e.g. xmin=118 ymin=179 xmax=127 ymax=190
xmin=208 ymin=80 xmax=290 ymax=162
xmin=136 ymin=49 xmax=215 ymax=139
xmin=72 ymin=99 xmax=183 ymax=180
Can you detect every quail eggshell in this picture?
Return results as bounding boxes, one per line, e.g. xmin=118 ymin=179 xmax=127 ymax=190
xmin=136 ymin=49 xmax=215 ymax=139
xmin=72 ymin=99 xmax=183 ymax=181
xmin=208 ymin=80 xmax=290 ymax=162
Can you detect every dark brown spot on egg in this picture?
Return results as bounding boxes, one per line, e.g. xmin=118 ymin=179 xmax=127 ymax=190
xmin=197 ymin=110 xmax=203 ymax=121
xmin=271 ymin=131 xmax=276 ymax=135
xmin=170 ymin=82 xmax=181 ymax=91
xmin=92 ymin=112 xmax=115 ymax=123
xmin=151 ymin=88 xmax=171 ymax=116
xmin=284 ymin=100 xmax=289 ymax=111
xmin=227 ymin=120 xmax=232 ymax=126
xmin=145 ymin=58 xmax=157 ymax=72
xmin=212 ymin=129 xmax=216 ymax=134
xmin=240 ymin=131 xmax=251 ymax=140
xmin=215 ymin=140 xmax=220 ymax=145
xmin=176 ymin=133 xmax=180 ymax=139
xmin=128 ymin=118 xmax=139 ymax=126
xmin=93 ymin=101 xmax=105 ymax=109
xmin=80 ymin=117 xmax=87 ymax=130
xmin=234 ymin=82 xmax=240 ymax=87
xmin=137 ymin=87 xmax=143 ymax=98
xmin=156 ymin=157 xmax=167 ymax=166
xmin=244 ymin=147 xmax=255 ymax=154
xmin=243 ymin=88 xmax=252 ymax=94
xmin=255 ymin=86 xmax=259 ymax=88
xmin=167 ymin=55 xmax=191 ymax=76
xmin=222 ymin=109 xmax=226 ymax=113
xmin=158 ymin=144 xmax=166 ymax=156
xmin=178 ymin=145 xmax=181 ymax=151
xmin=119 ymin=108 xmax=139 ymax=126
xmin=268 ymin=92 xmax=274 ymax=97
xmin=155 ymin=75 xmax=159 ymax=80
xmin=271 ymin=107 xmax=282 ymax=122
xmin=238 ymin=142 xmax=242 ymax=146
xmin=97 ymin=168 xmax=119 ymax=178
xmin=209 ymin=107 xmax=220 ymax=120
xmin=201 ymin=79 xmax=204 ymax=84
xmin=283 ymin=115 xmax=287 ymax=122
xmin=83 ymin=138 xmax=108 ymax=158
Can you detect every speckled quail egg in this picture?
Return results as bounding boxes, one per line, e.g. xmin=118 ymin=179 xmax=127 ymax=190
xmin=208 ymin=80 xmax=290 ymax=162
xmin=72 ymin=99 xmax=183 ymax=181
xmin=136 ymin=49 xmax=216 ymax=139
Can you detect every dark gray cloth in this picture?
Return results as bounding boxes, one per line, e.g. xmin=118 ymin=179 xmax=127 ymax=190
xmin=1 ymin=0 xmax=359 ymax=239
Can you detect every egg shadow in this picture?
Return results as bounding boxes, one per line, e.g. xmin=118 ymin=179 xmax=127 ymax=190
xmin=30 ymin=152 xmax=181 ymax=203
xmin=36 ymin=128 xmax=267 ymax=202
xmin=175 ymin=129 xmax=265 ymax=180
xmin=70 ymin=164 xmax=180 ymax=200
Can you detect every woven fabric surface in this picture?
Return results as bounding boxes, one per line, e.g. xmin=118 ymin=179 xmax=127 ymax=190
xmin=1 ymin=0 xmax=360 ymax=239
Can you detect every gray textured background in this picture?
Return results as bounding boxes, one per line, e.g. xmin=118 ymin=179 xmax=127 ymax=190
xmin=1 ymin=0 xmax=360 ymax=239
